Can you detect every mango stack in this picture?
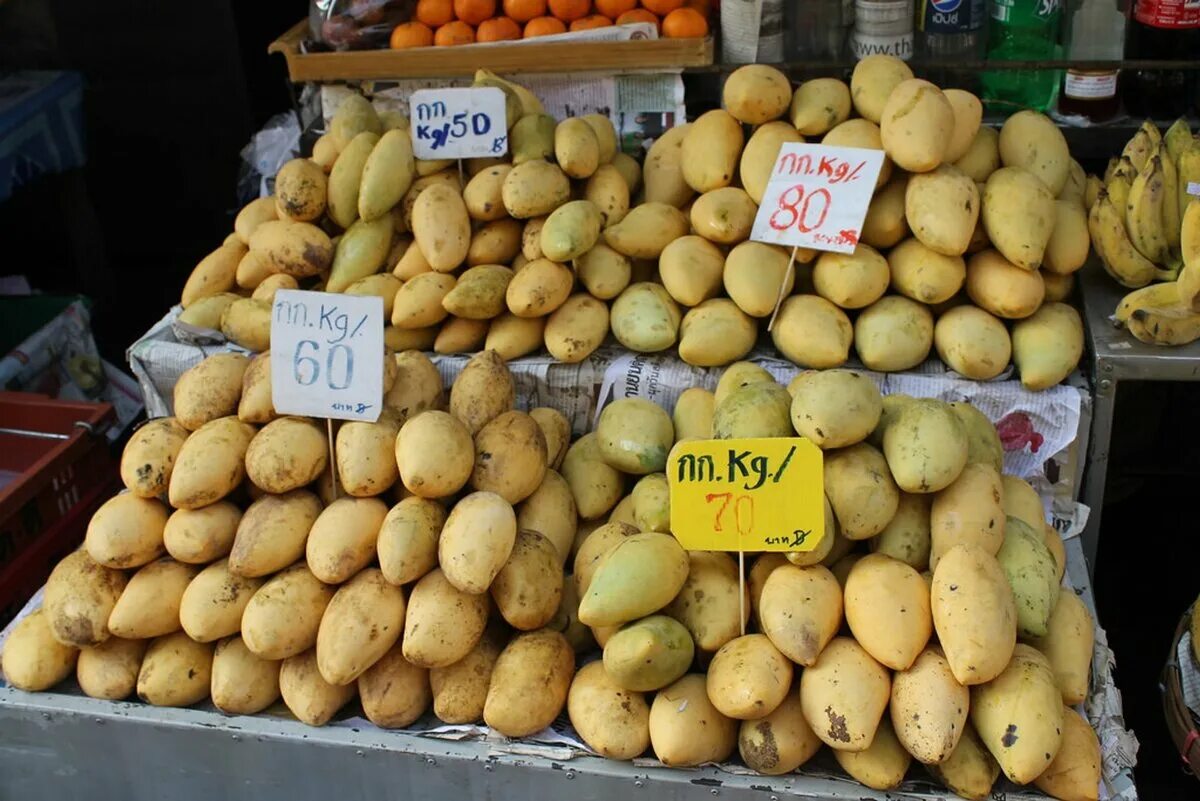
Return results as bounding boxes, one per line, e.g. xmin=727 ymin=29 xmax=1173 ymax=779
xmin=3 ymin=349 xmax=1101 ymax=800
xmin=176 ymin=60 xmax=1086 ymax=391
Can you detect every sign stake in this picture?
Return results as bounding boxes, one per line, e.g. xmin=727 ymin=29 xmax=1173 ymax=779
xmin=766 ymin=245 xmax=799 ymax=333
xmin=326 ymin=418 xmax=338 ymax=501
xmin=738 ymin=548 xmax=746 ymax=637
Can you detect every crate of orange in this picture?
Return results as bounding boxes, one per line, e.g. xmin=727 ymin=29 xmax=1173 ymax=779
xmin=271 ymin=0 xmax=713 ymax=82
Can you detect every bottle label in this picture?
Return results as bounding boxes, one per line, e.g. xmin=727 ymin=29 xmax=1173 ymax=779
xmin=993 ymin=0 xmax=1062 ymax=22
xmin=852 ymin=31 xmax=915 ymax=59
xmin=920 ymin=0 xmax=986 ymax=33
xmin=1134 ymin=0 xmax=1200 ymax=28
xmin=1065 ymin=71 xmax=1119 ymax=99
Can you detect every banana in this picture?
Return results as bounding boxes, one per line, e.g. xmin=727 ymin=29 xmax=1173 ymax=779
xmin=1122 ymin=128 xmax=1153 ymax=174
xmin=1159 ymin=144 xmax=1182 ymax=256
xmin=1179 ymin=200 xmax=1200 ymax=310
xmin=1126 ymin=156 xmax=1169 ymax=264
xmin=1107 ymin=172 xmax=1132 ymax=215
xmin=1165 ymin=118 xmax=1193 ymax=166
xmin=473 ymin=70 xmax=544 ymax=121
xmin=1128 ymin=302 xmax=1200 ymax=346
xmin=1104 ymin=157 xmax=1120 ymax=184
xmin=1112 ymin=156 xmax=1138 ymax=183
xmin=1179 ymin=142 xmax=1200 ymax=224
xmin=472 ymin=73 xmax=521 ymax=130
xmin=1115 ymin=282 xmax=1180 ymax=323
xmin=1142 ymin=120 xmax=1163 ymax=148
xmin=1085 ymin=174 xmax=1103 ymax=210
xmin=1089 ymin=188 xmax=1175 ymax=288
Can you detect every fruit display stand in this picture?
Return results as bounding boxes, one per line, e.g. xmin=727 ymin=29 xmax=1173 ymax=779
xmin=1076 ymin=263 xmax=1200 ymax=568
xmin=0 ymin=505 xmax=1136 ymax=801
xmin=269 ymin=20 xmax=713 ymax=82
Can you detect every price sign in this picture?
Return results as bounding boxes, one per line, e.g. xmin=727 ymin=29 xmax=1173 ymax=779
xmin=750 ymin=143 xmax=886 ymax=254
xmin=667 ymin=438 xmax=825 ymax=553
xmin=409 ymin=87 xmax=509 ymax=160
xmin=270 ymin=290 xmax=384 ymax=423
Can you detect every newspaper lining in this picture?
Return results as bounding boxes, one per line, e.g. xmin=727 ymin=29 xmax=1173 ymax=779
xmin=596 ymin=347 xmax=1083 ymax=490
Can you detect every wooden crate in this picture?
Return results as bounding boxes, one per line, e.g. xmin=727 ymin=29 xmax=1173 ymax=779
xmin=269 ymin=20 xmax=713 ymax=82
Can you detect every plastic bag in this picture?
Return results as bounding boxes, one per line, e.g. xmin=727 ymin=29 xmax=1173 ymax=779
xmin=310 ymin=0 xmax=412 ymax=51
xmin=238 ymin=110 xmax=302 ymax=204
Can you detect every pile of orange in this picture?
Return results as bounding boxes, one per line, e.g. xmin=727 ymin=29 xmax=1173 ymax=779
xmin=390 ymin=0 xmax=711 ymax=49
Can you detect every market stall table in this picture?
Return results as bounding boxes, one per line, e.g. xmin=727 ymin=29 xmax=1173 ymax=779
xmin=1077 ymin=264 xmax=1200 ymax=571
xmin=0 ymin=537 xmax=1135 ymax=801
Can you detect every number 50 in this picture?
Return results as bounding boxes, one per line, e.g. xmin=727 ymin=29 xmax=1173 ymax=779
xmin=769 ymin=184 xmax=832 ymax=234
xmin=294 ymin=340 xmax=354 ymax=391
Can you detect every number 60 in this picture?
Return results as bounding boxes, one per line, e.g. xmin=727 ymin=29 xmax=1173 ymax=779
xmin=294 ymin=340 xmax=354 ymax=391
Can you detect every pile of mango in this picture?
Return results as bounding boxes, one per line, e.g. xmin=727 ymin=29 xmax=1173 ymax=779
xmin=176 ymin=60 xmax=1085 ymax=390
xmin=3 ymin=349 xmax=1100 ymax=800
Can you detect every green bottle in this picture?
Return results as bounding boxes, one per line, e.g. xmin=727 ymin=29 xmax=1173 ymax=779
xmin=981 ymin=0 xmax=1065 ymax=114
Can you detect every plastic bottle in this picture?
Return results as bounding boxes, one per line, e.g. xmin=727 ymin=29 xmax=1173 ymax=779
xmin=916 ymin=0 xmax=988 ymax=89
xmin=786 ymin=0 xmax=855 ymax=59
xmin=981 ymin=0 xmax=1065 ymax=113
xmin=916 ymin=0 xmax=987 ymax=59
xmin=852 ymin=0 xmax=916 ymax=60
xmin=1058 ymin=0 xmax=1125 ymax=121
xmin=1123 ymin=0 xmax=1200 ymax=117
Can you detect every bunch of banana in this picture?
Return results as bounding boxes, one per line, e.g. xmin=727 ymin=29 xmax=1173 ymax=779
xmin=1089 ymin=119 xmax=1200 ymax=346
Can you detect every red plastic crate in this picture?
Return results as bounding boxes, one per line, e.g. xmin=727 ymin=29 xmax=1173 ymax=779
xmin=0 ymin=391 xmax=118 ymax=624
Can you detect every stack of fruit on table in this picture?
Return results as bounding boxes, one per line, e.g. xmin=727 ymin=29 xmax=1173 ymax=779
xmin=3 ymin=348 xmax=1102 ymax=800
xmin=1084 ymin=119 xmax=1200 ymax=346
xmin=387 ymin=0 xmax=712 ymax=49
xmin=178 ymin=58 xmax=1086 ymax=392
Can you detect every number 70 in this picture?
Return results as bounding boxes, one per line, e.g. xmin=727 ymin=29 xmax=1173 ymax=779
xmin=706 ymin=493 xmax=754 ymax=538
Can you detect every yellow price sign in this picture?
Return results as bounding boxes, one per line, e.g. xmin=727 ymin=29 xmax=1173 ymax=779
xmin=667 ymin=438 xmax=825 ymax=553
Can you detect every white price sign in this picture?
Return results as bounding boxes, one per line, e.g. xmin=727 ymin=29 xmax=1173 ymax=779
xmin=750 ymin=143 xmax=886 ymax=254
xmin=410 ymin=87 xmax=509 ymax=160
xmin=270 ymin=290 xmax=384 ymax=423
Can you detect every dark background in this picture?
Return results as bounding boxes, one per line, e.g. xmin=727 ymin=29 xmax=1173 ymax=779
xmin=2 ymin=1 xmax=1200 ymax=797
xmin=0 ymin=0 xmax=303 ymax=363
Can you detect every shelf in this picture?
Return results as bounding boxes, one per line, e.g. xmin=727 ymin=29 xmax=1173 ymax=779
xmin=269 ymin=21 xmax=713 ymax=82
xmin=683 ymin=59 xmax=1200 ymax=75
xmin=1079 ymin=263 xmax=1200 ymax=383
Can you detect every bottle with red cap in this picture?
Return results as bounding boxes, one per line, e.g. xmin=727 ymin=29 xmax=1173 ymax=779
xmin=1123 ymin=0 xmax=1200 ymax=117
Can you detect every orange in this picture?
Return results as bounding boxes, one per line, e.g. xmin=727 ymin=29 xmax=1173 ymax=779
xmin=390 ymin=21 xmax=435 ymax=48
xmin=548 ymin=0 xmax=591 ymax=20
xmin=661 ymin=6 xmax=707 ymax=36
xmin=596 ymin=0 xmax=638 ymax=15
xmin=434 ymin=19 xmax=477 ymax=44
xmin=615 ymin=8 xmax=659 ymax=28
xmin=524 ymin=15 xmax=568 ymax=35
xmin=571 ymin=13 xmax=613 ymax=28
xmin=478 ymin=16 xmax=523 ymax=40
xmin=684 ymin=0 xmax=711 ymax=13
xmin=503 ymin=0 xmax=547 ymax=21
xmin=455 ymin=0 xmax=497 ymax=24
xmin=415 ymin=0 xmax=455 ymax=27
xmin=641 ymin=0 xmax=683 ymax=13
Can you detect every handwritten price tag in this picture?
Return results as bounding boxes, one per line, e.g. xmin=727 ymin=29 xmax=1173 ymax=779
xmin=667 ymin=438 xmax=825 ymax=553
xmin=410 ymin=87 xmax=509 ymax=160
xmin=270 ymin=290 xmax=384 ymax=423
xmin=750 ymin=143 xmax=885 ymax=254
